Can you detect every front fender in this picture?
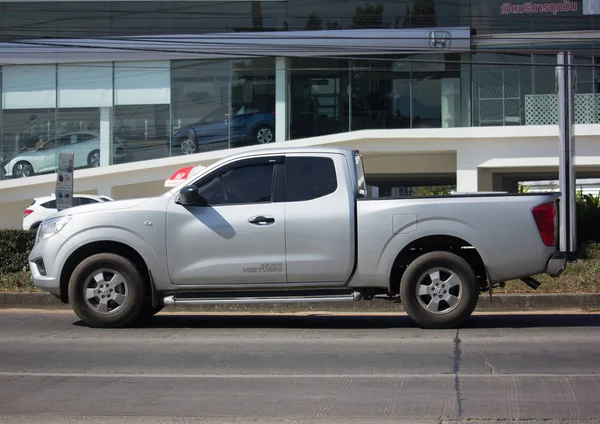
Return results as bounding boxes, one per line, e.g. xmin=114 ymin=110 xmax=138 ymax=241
xmin=68 ymin=226 xmax=166 ymax=273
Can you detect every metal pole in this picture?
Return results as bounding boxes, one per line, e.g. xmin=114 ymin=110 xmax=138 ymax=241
xmin=556 ymin=52 xmax=577 ymax=254
xmin=567 ymin=53 xmax=577 ymax=253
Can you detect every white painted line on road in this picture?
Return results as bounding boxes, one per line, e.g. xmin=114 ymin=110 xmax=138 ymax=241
xmin=0 ymin=371 xmax=599 ymax=379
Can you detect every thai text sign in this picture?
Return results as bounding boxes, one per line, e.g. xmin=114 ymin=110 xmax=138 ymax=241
xmin=501 ymin=1 xmax=579 ymax=15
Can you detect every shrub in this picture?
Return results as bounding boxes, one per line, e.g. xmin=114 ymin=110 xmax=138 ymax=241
xmin=0 ymin=230 xmax=36 ymax=274
xmin=576 ymin=193 xmax=600 ymax=246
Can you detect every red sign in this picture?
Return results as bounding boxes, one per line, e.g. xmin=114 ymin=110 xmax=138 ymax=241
xmin=501 ymin=0 xmax=579 ymax=15
xmin=164 ymin=165 xmax=206 ymax=187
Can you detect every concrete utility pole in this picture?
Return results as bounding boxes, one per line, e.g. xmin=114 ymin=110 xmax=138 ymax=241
xmin=556 ymin=52 xmax=577 ymax=255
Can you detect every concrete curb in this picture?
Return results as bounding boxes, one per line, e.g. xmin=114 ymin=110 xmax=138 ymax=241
xmin=1 ymin=292 xmax=599 ymax=313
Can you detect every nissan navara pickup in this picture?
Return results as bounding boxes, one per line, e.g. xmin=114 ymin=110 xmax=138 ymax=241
xmin=29 ymin=147 xmax=567 ymax=329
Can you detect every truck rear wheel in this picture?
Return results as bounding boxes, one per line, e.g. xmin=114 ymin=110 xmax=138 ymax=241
xmin=400 ymin=251 xmax=478 ymax=329
xmin=68 ymin=253 xmax=147 ymax=328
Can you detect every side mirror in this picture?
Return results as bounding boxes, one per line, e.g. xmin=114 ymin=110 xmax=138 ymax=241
xmin=177 ymin=185 xmax=208 ymax=207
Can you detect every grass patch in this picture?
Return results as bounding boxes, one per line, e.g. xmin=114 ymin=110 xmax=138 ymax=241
xmin=495 ymin=243 xmax=600 ymax=294
xmin=1 ymin=244 xmax=599 ymax=294
xmin=0 ymin=271 xmax=39 ymax=292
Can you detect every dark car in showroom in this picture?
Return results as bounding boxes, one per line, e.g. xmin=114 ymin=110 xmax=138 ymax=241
xmin=171 ymin=104 xmax=275 ymax=155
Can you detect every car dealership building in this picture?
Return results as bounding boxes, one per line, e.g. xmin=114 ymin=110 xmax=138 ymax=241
xmin=0 ymin=0 xmax=599 ymax=228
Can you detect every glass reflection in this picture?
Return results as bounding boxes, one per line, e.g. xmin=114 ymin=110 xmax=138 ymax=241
xmin=170 ymin=60 xmax=231 ymax=155
xmin=1 ymin=109 xmax=55 ymax=179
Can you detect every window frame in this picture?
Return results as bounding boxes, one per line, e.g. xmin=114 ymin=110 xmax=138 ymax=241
xmin=191 ymin=155 xmax=285 ymax=207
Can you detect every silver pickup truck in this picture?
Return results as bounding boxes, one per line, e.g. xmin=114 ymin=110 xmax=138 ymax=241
xmin=29 ymin=147 xmax=566 ymax=329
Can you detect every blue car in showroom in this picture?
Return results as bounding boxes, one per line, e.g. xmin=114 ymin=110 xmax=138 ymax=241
xmin=171 ymin=104 xmax=275 ymax=155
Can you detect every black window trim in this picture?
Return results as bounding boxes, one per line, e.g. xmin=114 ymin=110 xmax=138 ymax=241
xmin=191 ymin=155 xmax=285 ymax=207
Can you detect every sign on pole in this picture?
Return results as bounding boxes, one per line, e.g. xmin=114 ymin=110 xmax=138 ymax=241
xmin=556 ymin=52 xmax=577 ymax=254
xmin=56 ymin=152 xmax=74 ymax=212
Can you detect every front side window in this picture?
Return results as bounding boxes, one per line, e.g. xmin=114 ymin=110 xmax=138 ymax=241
xmin=197 ymin=163 xmax=275 ymax=206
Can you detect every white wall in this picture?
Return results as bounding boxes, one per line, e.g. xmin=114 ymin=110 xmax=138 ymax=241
xmin=1 ymin=124 xmax=599 ymax=229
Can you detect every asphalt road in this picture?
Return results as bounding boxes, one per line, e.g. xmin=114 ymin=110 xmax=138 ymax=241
xmin=0 ymin=309 xmax=600 ymax=424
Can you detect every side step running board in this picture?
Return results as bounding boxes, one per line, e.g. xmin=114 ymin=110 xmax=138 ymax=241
xmin=163 ymin=291 xmax=363 ymax=306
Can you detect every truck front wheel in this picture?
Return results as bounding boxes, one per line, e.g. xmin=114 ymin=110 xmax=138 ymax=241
xmin=400 ymin=251 xmax=479 ymax=329
xmin=68 ymin=253 xmax=147 ymax=328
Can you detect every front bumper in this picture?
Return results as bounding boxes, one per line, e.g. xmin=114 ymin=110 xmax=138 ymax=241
xmin=28 ymin=235 xmax=68 ymax=297
xmin=546 ymin=252 xmax=567 ymax=277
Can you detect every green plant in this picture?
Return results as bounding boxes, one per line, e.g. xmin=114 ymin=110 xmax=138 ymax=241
xmin=518 ymin=182 xmax=530 ymax=193
xmin=410 ymin=185 xmax=455 ymax=196
xmin=576 ymin=193 xmax=600 ymax=246
xmin=0 ymin=230 xmax=36 ymax=274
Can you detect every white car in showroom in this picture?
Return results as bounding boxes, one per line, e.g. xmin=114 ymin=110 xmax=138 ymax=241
xmin=23 ymin=193 xmax=113 ymax=231
xmin=3 ymin=131 xmax=128 ymax=178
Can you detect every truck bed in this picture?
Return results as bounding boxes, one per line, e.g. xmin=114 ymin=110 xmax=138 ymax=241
xmin=354 ymin=192 xmax=559 ymax=287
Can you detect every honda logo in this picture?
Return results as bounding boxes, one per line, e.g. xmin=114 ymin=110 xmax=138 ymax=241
xmin=428 ymin=31 xmax=451 ymax=49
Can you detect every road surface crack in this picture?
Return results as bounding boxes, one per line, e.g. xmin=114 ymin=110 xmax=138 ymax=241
xmin=480 ymin=347 xmax=497 ymax=374
xmin=453 ymin=328 xmax=463 ymax=418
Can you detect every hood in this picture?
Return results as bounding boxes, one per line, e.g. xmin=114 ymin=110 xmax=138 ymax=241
xmin=52 ymin=197 xmax=152 ymax=219
xmin=7 ymin=150 xmax=37 ymax=162
xmin=1 ymin=147 xmax=32 ymax=167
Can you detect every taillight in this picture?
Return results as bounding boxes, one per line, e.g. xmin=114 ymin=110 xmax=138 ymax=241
xmin=23 ymin=208 xmax=34 ymax=217
xmin=532 ymin=202 xmax=556 ymax=247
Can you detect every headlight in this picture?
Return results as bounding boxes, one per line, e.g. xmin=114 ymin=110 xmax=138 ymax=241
xmin=36 ymin=215 xmax=72 ymax=243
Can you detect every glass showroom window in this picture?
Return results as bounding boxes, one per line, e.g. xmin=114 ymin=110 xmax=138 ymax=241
xmin=350 ymin=53 xmax=464 ymax=131
xmin=410 ymin=53 xmax=462 ymax=129
xmin=289 ymin=58 xmax=350 ymax=140
xmin=472 ymin=53 xmax=532 ymax=127
xmin=113 ymin=61 xmax=171 ymax=164
xmin=351 ymin=55 xmax=412 ymax=131
xmin=170 ymin=60 xmax=231 ymax=156
xmin=231 ymin=58 xmax=276 ymax=146
xmin=56 ymin=63 xmax=113 ymax=171
xmin=1 ymin=65 xmax=57 ymax=179
xmin=528 ymin=49 xmax=598 ymax=125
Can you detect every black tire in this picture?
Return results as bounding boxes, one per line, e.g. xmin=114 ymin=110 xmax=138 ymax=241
xmin=253 ymin=124 xmax=274 ymax=144
xmin=68 ymin=253 xmax=147 ymax=328
xmin=29 ymin=222 xmax=41 ymax=232
xmin=87 ymin=150 xmax=100 ymax=168
xmin=400 ymin=251 xmax=479 ymax=329
xmin=14 ymin=161 xmax=34 ymax=178
xmin=139 ymin=301 xmax=164 ymax=319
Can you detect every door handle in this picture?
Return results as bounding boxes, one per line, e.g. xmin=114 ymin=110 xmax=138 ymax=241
xmin=248 ymin=215 xmax=275 ymax=225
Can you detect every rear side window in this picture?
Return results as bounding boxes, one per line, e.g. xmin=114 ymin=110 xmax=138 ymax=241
xmin=42 ymin=200 xmax=57 ymax=209
xmin=286 ymin=157 xmax=337 ymax=202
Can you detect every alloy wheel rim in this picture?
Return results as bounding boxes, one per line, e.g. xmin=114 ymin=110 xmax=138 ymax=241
xmin=415 ymin=267 xmax=463 ymax=315
xmin=83 ymin=268 xmax=129 ymax=314
xmin=181 ymin=139 xmax=196 ymax=155
xmin=90 ymin=152 xmax=100 ymax=167
xmin=15 ymin=163 xmax=31 ymax=177
xmin=256 ymin=128 xmax=273 ymax=144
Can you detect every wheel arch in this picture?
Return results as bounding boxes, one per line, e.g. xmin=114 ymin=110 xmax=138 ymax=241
xmin=59 ymin=240 xmax=150 ymax=303
xmin=29 ymin=221 xmax=42 ymax=231
xmin=388 ymin=235 xmax=487 ymax=295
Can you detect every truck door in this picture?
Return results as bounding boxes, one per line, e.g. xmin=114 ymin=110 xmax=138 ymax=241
xmin=166 ymin=156 xmax=287 ymax=285
xmin=284 ymin=153 xmax=355 ymax=284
